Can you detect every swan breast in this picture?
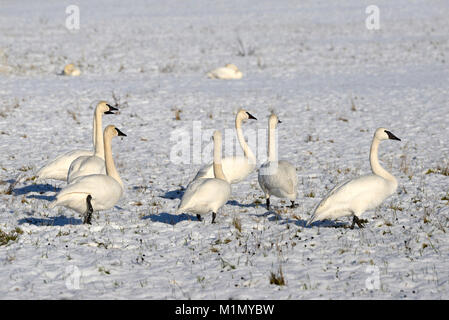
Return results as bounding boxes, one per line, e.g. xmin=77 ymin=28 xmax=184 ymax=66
xmin=258 ymin=160 xmax=298 ymax=199
xmin=315 ymin=174 xmax=397 ymax=217
xmin=178 ymin=178 xmax=231 ymax=214
xmin=52 ymin=174 xmax=123 ymax=213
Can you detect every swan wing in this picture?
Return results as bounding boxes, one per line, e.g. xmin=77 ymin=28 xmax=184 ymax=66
xmin=37 ymin=149 xmax=92 ymax=181
xmin=309 ymin=175 xmax=392 ymax=224
xmin=67 ymin=155 xmax=106 ymax=183
xmin=258 ymin=161 xmax=297 ymax=198
xmin=194 ymin=156 xmax=255 ymax=184
xmin=51 ymin=174 xmax=122 ymax=213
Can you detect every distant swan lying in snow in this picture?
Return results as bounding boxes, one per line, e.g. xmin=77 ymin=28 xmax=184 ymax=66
xmin=258 ymin=113 xmax=298 ymax=210
xmin=36 ymin=101 xmax=117 ymax=182
xmin=49 ymin=125 xmax=126 ymax=224
xmin=307 ymin=128 xmax=401 ymax=229
xmin=63 ymin=63 xmax=81 ymax=76
xmin=177 ymin=130 xmax=231 ymax=224
xmin=67 ymin=102 xmax=118 ymax=183
xmin=194 ymin=109 xmax=257 ymax=184
xmin=207 ymin=64 xmax=243 ymax=80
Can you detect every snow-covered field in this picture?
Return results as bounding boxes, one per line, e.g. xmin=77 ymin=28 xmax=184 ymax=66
xmin=1 ymin=0 xmax=448 ymax=299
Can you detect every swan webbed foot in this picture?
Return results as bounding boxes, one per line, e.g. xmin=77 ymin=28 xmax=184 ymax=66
xmin=266 ymin=198 xmax=270 ymax=211
xmin=83 ymin=195 xmax=93 ymax=225
xmin=289 ymin=201 xmax=297 ymax=209
xmin=350 ymin=216 xmax=366 ymax=229
xmin=211 ymin=212 xmax=216 ymax=224
xmin=196 ymin=214 xmax=202 ymax=222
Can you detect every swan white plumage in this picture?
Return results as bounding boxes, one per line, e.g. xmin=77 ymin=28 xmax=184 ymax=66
xmin=307 ymin=128 xmax=401 ymax=228
xmin=63 ymin=63 xmax=81 ymax=76
xmin=67 ymin=102 xmax=118 ymax=183
xmin=177 ymin=130 xmax=231 ymax=223
xmin=49 ymin=125 xmax=126 ymax=224
xmin=258 ymin=113 xmax=298 ymax=210
xmin=193 ymin=109 xmax=257 ymax=184
xmin=36 ymin=101 xmax=117 ymax=181
xmin=207 ymin=64 xmax=243 ymax=80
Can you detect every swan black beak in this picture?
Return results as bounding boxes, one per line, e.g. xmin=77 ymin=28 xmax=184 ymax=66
xmin=385 ymin=130 xmax=401 ymax=141
xmin=105 ymin=104 xmax=119 ymax=114
xmin=115 ymin=128 xmax=127 ymax=137
xmin=246 ymin=112 xmax=257 ymax=120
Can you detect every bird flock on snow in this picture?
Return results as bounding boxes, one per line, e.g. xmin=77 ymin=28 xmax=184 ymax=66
xmin=29 ymin=86 xmax=402 ymax=228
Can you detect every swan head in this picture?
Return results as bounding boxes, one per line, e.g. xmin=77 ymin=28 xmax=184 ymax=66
xmin=237 ymin=109 xmax=257 ymax=122
xmin=225 ymin=64 xmax=243 ymax=78
xmin=225 ymin=64 xmax=239 ymax=72
xmin=269 ymin=113 xmax=281 ymax=129
xmin=96 ymin=101 xmax=118 ymax=115
xmin=105 ymin=125 xmax=127 ymax=138
xmin=374 ymin=128 xmax=401 ymax=141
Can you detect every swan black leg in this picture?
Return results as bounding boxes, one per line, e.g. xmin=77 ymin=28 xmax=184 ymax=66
xmin=196 ymin=214 xmax=202 ymax=222
xmin=84 ymin=195 xmax=93 ymax=225
xmin=211 ymin=212 xmax=216 ymax=224
xmin=266 ymin=197 xmax=270 ymax=211
xmin=350 ymin=215 xmax=366 ymax=229
xmin=289 ymin=201 xmax=297 ymax=208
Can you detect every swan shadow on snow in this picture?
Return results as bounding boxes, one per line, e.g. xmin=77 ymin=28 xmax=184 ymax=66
xmin=226 ymin=199 xmax=258 ymax=208
xmin=249 ymin=210 xmax=348 ymax=228
xmin=159 ymin=188 xmax=185 ymax=200
xmin=142 ymin=212 xmax=197 ymax=225
xmin=18 ymin=215 xmax=82 ymax=226
xmin=25 ymin=194 xmax=56 ymax=202
xmin=12 ymin=183 xmax=61 ymax=196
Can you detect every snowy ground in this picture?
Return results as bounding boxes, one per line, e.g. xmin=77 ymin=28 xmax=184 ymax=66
xmin=0 ymin=0 xmax=448 ymax=299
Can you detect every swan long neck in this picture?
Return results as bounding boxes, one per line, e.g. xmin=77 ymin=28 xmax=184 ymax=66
xmin=370 ymin=137 xmax=396 ymax=183
xmin=213 ymin=135 xmax=226 ymax=181
xmin=93 ymin=109 xmax=105 ymax=159
xmin=236 ymin=117 xmax=256 ymax=163
xmin=268 ymin=126 xmax=278 ymax=163
xmin=104 ymin=131 xmax=123 ymax=189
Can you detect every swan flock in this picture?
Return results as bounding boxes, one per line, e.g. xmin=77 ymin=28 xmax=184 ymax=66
xmin=33 ymin=100 xmax=402 ymax=228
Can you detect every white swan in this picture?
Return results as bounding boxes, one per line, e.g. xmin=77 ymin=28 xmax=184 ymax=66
xmin=258 ymin=113 xmax=298 ymax=210
xmin=49 ymin=125 xmax=126 ymax=224
xmin=36 ymin=101 xmax=117 ymax=181
xmin=194 ymin=109 xmax=257 ymax=184
xmin=177 ymin=130 xmax=231 ymax=223
xmin=67 ymin=101 xmax=117 ymax=183
xmin=63 ymin=63 xmax=81 ymax=76
xmin=307 ymin=128 xmax=401 ymax=228
xmin=207 ymin=64 xmax=243 ymax=80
